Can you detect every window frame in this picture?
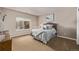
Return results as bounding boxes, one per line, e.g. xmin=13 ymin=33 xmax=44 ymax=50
xmin=16 ymin=17 xmax=31 ymax=31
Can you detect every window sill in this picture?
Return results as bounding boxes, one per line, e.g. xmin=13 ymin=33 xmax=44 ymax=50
xmin=16 ymin=29 xmax=30 ymax=31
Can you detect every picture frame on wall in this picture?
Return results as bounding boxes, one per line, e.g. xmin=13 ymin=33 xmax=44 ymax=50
xmin=46 ymin=13 xmax=54 ymax=22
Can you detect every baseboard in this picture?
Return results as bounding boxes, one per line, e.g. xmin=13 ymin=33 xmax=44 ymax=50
xmin=57 ymin=35 xmax=76 ymax=41
xmin=10 ymin=33 xmax=30 ymax=38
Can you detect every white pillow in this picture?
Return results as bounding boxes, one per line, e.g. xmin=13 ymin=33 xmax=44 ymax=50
xmin=46 ymin=25 xmax=53 ymax=29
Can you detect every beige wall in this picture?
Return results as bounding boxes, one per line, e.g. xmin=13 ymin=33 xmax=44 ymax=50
xmin=0 ymin=8 xmax=38 ymax=37
xmin=0 ymin=7 xmax=77 ymax=39
xmin=77 ymin=8 xmax=79 ymax=44
xmin=38 ymin=7 xmax=77 ymax=39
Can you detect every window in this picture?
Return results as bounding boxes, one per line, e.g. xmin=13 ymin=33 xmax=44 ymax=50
xmin=16 ymin=17 xmax=30 ymax=30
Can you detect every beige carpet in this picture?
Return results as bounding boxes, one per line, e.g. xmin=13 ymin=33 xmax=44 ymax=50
xmin=12 ymin=35 xmax=54 ymax=51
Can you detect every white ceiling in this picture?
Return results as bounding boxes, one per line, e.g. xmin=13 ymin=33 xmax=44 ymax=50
xmin=5 ymin=7 xmax=55 ymax=16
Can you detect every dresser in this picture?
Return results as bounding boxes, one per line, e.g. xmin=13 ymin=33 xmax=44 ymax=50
xmin=0 ymin=30 xmax=11 ymax=51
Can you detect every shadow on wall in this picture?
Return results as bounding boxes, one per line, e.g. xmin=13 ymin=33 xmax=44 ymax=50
xmin=57 ymin=25 xmax=76 ymax=39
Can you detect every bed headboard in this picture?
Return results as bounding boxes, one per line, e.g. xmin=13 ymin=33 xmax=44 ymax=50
xmin=43 ymin=23 xmax=57 ymax=30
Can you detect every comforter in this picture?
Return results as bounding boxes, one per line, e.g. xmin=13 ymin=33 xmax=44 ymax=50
xmin=31 ymin=28 xmax=56 ymax=44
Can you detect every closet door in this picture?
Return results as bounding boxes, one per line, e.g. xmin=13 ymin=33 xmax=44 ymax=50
xmin=77 ymin=7 xmax=79 ymax=44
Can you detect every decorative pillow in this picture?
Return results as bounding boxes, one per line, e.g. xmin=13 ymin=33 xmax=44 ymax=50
xmin=43 ymin=25 xmax=47 ymax=29
xmin=46 ymin=25 xmax=53 ymax=29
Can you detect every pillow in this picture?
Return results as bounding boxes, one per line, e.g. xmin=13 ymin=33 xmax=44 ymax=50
xmin=43 ymin=25 xmax=47 ymax=29
xmin=43 ymin=24 xmax=53 ymax=30
xmin=46 ymin=25 xmax=53 ymax=29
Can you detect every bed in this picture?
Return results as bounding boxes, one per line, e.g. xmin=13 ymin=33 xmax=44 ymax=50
xmin=31 ymin=23 xmax=57 ymax=44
